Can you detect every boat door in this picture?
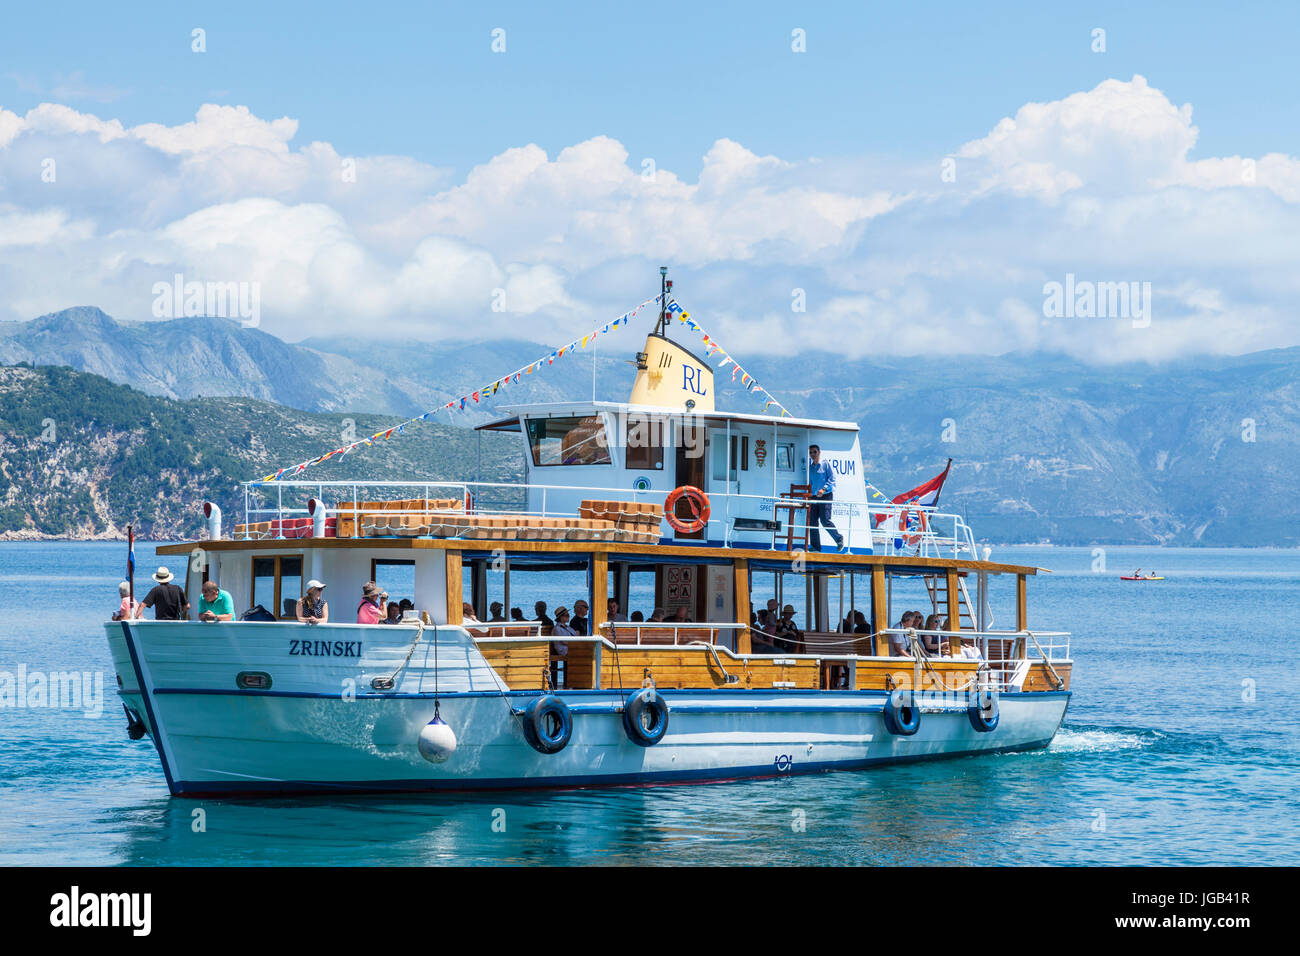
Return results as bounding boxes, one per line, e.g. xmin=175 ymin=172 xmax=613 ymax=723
xmin=673 ymin=420 xmax=708 ymax=540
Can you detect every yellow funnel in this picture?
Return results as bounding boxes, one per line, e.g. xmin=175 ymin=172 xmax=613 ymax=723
xmin=628 ymin=333 xmax=715 ymax=411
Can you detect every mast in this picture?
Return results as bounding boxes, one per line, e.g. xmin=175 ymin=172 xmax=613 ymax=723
xmin=656 ymin=265 xmax=672 ymax=337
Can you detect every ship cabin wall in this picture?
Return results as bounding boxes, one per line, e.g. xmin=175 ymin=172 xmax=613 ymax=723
xmin=513 ymin=404 xmax=871 ymax=551
xmin=187 ymin=546 xmax=449 ymax=623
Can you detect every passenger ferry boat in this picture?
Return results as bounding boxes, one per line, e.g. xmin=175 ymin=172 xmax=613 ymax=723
xmin=107 ymin=277 xmax=1072 ymax=795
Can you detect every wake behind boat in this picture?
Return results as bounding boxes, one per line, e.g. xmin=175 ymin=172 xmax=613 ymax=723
xmin=106 ymin=272 xmax=1072 ymax=796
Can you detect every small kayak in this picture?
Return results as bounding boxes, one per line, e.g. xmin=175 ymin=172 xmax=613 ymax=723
xmin=1120 ymin=575 xmax=1164 ymax=581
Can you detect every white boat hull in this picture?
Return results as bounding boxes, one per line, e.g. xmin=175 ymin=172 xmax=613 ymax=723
xmin=108 ymin=621 xmax=1070 ymax=796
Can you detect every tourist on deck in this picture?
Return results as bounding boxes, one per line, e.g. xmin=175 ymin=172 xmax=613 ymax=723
xmin=488 ymin=602 xmax=506 ymax=622
xmin=774 ymin=605 xmax=804 ymax=652
xmin=630 ymin=610 xmax=645 ymax=622
xmin=807 ymin=444 xmax=848 ymax=554
xmin=552 ymin=607 xmax=578 ymax=639
xmin=383 ymin=602 xmax=403 ymax=624
xmin=198 ymin=580 xmax=235 ymax=622
xmin=569 ymin=599 xmax=589 ymax=635
xmin=534 ymin=601 xmax=554 ymax=628
xmin=113 ymin=582 xmax=139 ymax=621
xmin=356 ymin=582 xmax=386 ymax=625
xmin=607 ymin=599 xmax=628 ymax=622
xmin=922 ymin=613 xmax=944 ymax=655
xmin=889 ymin=611 xmax=918 ymax=656
xmin=135 ymin=567 xmax=189 ymax=621
xmin=296 ymin=581 xmax=328 ymax=625
xmin=463 ymin=602 xmax=481 ymax=624
xmin=399 ymin=598 xmax=415 ymax=618
xmin=852 ymin=610 xmax=870 ymax=634
xmin=648 ymin=607 xmax=666 ymax=622
xmin=671 ymin=605 xmax=692 ymax=624
xmin=510 ymin=606 xmax=526 ymax=622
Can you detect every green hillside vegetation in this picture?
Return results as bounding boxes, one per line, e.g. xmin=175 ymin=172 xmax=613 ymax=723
xmin=0 ymin=364 xmax=520 ymax=539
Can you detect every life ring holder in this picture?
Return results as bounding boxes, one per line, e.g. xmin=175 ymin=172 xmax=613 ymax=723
xmin=520 ymin=694 xmax=572 ymax=754
xmin=664 ymin=485 xmax=710 ymax=535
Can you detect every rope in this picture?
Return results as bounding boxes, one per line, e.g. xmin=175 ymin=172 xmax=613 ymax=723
xmin=371 ymin=620 xmax=425 ymax=691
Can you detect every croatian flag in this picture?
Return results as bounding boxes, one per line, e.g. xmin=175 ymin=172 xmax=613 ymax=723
xmin=873 ymin=459 xmax=952 ymax=528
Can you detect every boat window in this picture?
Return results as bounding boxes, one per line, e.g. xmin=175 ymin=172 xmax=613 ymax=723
xmin=776 ymin=442 xmax=795 ymax=472
xmin=526 ymin=416 xmax=612 ymax=466
xmin=371 ymin=559 xmax=415 ymax=607
xmin=250 ymin=555 xmax=303 ymax=620
xmin=625 ymin=416 xmax=665 ymax=470
xmin=279 ymin=557 xmax=303 ymax=617
xmin=251 ymin=557 xmax=276 ymax=615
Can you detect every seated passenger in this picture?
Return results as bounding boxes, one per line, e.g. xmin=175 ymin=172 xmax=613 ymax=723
xmin=383 ymin=602 xmax=403 ymax=624
xmin=670 ymin=605 xmax=692 ymax=624
xmin=198 ymin=580 xmax=235 ymax=622
xmin=889 ymin=611 xmax=917 ymax=657
xmin=648 ymin=607 xmax=666 ymax=622
xmin=852 ymin=610 xmax=870 ymax=634
xmin=297 ymin=581 xmax=328 ymax=625
xmin=922 ymin=613 xmax=944 ymax=655
xmin=488 ymin=601 xmax=506 ymax=622
xmin=774 ymin=605 xmax=804 ymax=652
xmin=463 ymin=601 xmax=481 ymax=624
xmin=607 ymin=599 xmax=628 ymax=622
xmin=534 ymin=601 xmax=554 ymax=628
xmin=570 ymin=600 xmax=589 ymax=635
xmin=510 ymin=606 xmax=526 ymax=622
xmin=630 ymin=610 xmax=645 ymax=622
xmin=399 ymin=598 xmax=415 ymax=619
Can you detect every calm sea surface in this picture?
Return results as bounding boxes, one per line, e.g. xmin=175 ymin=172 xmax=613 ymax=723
xmin=1 ymin=542 xmax=1297 ymax=866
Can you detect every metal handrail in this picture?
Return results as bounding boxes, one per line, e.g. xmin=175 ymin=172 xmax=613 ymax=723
xmin=235 ymin=478 xmax=981 ymax=557
xmin=596 ymin=621 xmax=746 ymax=647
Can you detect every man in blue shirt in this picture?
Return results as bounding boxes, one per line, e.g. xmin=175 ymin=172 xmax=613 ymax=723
xmin=808 ymin=444 xmax=848 ymax=553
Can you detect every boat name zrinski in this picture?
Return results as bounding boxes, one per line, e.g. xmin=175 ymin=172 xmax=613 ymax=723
xmin=288 ymin=639 xmax=363 ymax=658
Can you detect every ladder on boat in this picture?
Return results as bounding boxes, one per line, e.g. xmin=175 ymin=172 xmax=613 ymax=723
xmin=923 ymin=573 xmax=981 ymax=630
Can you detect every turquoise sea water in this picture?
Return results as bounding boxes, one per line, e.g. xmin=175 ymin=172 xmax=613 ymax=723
xmin=1 ymin=542 xmax=1297 ymax=866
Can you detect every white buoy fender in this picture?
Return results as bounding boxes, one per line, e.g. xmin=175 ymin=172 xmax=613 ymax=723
xmin=418 ymin=716 xmax=457 ymax=763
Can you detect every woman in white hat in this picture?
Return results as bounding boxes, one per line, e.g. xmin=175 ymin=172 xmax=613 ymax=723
xmin=134 ymin=566 xmax=190 ymax=621
xmin=296 ymin=580 xmax=329 ymax=625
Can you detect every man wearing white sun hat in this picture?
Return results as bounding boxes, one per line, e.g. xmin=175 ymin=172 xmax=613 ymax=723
xmin=134 ymin=566 xmax=189 ymax=621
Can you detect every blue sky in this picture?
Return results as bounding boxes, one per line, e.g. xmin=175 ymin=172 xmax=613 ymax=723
xmin=2 ymin=2 xmax=1299 ymax=362
xmin=4 ymin=1 xmax=1297 ymax=176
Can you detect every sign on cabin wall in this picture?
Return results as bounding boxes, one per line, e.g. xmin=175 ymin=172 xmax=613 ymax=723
xmin=660 ymin=565 xmax=697 ymax=610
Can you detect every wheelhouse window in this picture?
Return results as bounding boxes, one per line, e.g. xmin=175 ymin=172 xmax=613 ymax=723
xmin=526 ymin=416 xmax=612 ymax=466
xmin=625 ymin=416 xmax=665 ymax=470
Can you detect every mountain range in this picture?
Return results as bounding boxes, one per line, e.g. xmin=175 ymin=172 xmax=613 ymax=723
xmin=1 ymin=306 xmax=1297 ymax=545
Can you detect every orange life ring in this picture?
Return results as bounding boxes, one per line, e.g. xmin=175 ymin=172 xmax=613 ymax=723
xmin=664 ymin=485 xmax=711 ymax=534
xmin=899 ymin=508 xmax=928 ymax=545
